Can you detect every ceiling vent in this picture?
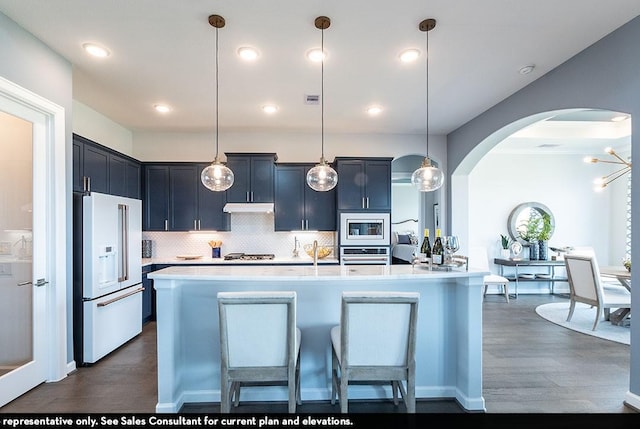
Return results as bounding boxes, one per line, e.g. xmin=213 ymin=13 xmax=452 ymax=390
xmin=304 ymin=94 xmax=320 ymax=105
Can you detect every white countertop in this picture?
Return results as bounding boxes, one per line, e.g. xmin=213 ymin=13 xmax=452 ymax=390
xmin=142 ymin=256 xmax=339 ymax=267
xmin=149 ymin=263 xmax=487 ymax=282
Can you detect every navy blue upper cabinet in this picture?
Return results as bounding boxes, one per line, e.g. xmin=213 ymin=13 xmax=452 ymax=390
xmin=73 ymin=134 xmax=141 ymax=199
xmin=143 ymin=165 xmax=170 ymax=231
xmin=82 ymin=142 xmax=109 ymax=194
xmin=72 ymin=137 xmax=84 ymax=192
xmin=335 ymin=157 xmax=392 ymax=211
xmin=225 ymin=153 xmax=277 ymax=203
xmin=169 ymin=165 xmax=199 ymax=231
xmin=144 ymin=163 xmax=229 ymax=232
xmin=197 ymin=163 xmax=230 ymax=231
xmin=275 ymin=164 xmax=336 ymax=231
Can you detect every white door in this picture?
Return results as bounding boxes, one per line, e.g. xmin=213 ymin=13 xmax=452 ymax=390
xmin=0 ymin=79 xmax=66 ymax=407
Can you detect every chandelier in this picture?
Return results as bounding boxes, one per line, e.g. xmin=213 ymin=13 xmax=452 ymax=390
xmin=584 ymin=147 xmax=631 ymax=191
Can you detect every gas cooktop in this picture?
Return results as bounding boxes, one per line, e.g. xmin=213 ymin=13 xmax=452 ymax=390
xmin=223 ymin=253 xmax=275 ymax=261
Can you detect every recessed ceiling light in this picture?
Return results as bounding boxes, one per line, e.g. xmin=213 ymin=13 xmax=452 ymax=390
xmin=399 ymin=48 xmax=420 ymax=63
xmin=519 ymin=64 xmax=535 ymax=75
xmin=237 ymin=47 xmax=259 ymax=61
xmin=611 ymin=114 xmax=629 ymax=122
xmin=82 ymin=42 xmax=110 ymax=58
xmin=366 ymin=105 xmax=383 ymax=115
xmin=262 ymin=104 xmax=279 ymax=114
xmin=306 ymin=48 xmax=326 ymax=62
xmin=153 ymin=104 xmax=171 ymax=113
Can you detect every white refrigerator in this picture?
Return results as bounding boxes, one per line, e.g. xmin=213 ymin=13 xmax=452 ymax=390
xmin=80 ymin=192 xmax=143 ymax=364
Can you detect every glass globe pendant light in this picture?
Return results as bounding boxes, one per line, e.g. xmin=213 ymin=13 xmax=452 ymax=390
xmin=411 ymin=18 xmax=444 ymax=192
xmin=306 ymin=16 xmax=338 ymax=192
xmin=201 ymin=14 xmax=234 ymax=192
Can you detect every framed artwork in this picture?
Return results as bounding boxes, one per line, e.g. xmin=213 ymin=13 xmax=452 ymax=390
xmin=433 ymin=203 xmax=440 ymax=231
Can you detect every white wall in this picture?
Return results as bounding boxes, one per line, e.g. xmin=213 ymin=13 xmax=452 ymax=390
xmin=469 ymin=152 xmax=628 ymax=267
xmin=132 ymin=130 xmax=445 ymax=164
xmin=72 ymin=101 xmax=133 ymax=156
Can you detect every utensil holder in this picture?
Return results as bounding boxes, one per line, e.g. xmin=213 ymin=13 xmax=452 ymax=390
xmin=212 ymin=247 xmax=221 ymax=258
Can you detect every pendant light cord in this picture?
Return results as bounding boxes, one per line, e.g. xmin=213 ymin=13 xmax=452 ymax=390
xmin=214 ymin=25 xmax=219 ymax=160
xmin=425 ymin=27 xmax=430 ymax=158
xmin=321 ymin=26 xmax=325 ymax=160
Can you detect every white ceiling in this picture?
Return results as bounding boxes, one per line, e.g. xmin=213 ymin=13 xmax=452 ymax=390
xmin=0 ymin=0 xmax=637 ymax=153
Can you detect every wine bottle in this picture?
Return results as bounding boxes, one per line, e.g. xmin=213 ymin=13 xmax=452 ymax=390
xmin=420 ymin=228 xmax=432 ymax=258
xmin=432 ymin=229 xmax=444 ymax=265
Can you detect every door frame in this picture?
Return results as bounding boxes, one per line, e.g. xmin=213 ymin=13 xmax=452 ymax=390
xmin=0 ymin=77 xmax=68 ymax=386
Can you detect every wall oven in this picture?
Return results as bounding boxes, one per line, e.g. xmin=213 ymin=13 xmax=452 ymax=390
xmin=340 ymin=247 xmax=391 ymax=265
xmin=339 ymin=212 xmax=391 ymax=247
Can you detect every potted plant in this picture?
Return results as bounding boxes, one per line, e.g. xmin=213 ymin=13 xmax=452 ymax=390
xmin=500 ymin=234 xmax=511 ymax=259
xmin=518 ymin=212 xmax=541 ymax=260
xmin=537 ymin=212 xmax=552 ymax=260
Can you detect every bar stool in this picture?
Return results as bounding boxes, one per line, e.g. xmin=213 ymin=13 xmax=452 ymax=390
xmin=330 ymin=291 xmax=419 ymax=413
xmin=217 ymin=291 xmax=301 ymax=413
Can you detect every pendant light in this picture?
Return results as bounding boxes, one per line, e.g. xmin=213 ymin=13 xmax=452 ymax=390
xmin=201 ymin=14 xmax=234 ymax=192
xmin=306 ymin=16 xmax=338 ymax=192
xmin=411 ymin=18 xmax=444 ymax=192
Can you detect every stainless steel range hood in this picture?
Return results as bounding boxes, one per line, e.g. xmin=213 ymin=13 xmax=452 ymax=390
xmin=222 ymin=202 xmax=274 ymax=213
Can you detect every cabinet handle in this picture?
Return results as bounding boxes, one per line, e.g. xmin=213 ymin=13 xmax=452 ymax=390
xmin=362 ymin=197 xmax=365 ymax=209
xmin=198 ymin=219 xmax=201 ymax=230
xmin=83 ymin=176 xmax=91 ymax=193
xmin=164 ymin=219 xmax=168 ymax=231
xmin=306 ymin=219 xmax=309 ymax=230
xmin=246 ymin=191 xmax=250 ymax=202
xmin=366 ymin=197 xmax=370 ymax=208
xmin=301 ymin=219 xmax=305 ymax=230
xmin=250 ymin=191 xmax=254 ymax=202
xmin=194 ymin=220 xmax=197 ymax=230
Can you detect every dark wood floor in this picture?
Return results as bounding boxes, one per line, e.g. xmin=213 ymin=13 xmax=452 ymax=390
xmin=0 ymin=294 xmax=635 ymax=414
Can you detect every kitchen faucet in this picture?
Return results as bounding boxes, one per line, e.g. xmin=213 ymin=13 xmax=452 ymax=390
xmin=292 ymin=236 xmax=300 ymax=258
xmin=312 ymin=240 xmax=318 ymax=266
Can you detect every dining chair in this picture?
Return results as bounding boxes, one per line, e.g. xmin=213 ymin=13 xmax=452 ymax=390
xmin=330 ymin=291 xmax=419 ymax=413
xmin=469 ymin=246 xmax=511 ymax=303
xmin=564 ymin=254 xmax=631 ymax=331
xmin=217 ymin=291 xmax=301 ymax=413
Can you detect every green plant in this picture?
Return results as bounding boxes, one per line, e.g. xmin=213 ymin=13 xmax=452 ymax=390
xmin=500 ymin=234 xmax=510 ymax=249
xmin=517 ymin=211 xmax=541 ymax=242
xmin=537 ymin=212 xmax=552 ymax=242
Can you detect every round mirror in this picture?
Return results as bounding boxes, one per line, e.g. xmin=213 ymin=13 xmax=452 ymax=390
xmin=507 ymin=202 xmax=555 ymax=245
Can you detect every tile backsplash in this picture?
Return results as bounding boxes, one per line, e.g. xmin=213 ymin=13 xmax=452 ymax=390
xmin=142 ymin=212 xmax=336 ymax=259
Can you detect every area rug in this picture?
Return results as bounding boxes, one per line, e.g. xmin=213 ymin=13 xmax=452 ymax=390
xmin=535 ymin=302 xmax=630 ymax=345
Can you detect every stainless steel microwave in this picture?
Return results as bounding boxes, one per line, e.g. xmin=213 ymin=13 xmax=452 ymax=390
xmin=339 ymin=212 xmax=391 ymax=246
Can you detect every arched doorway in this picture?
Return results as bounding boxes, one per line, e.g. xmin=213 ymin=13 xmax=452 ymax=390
xmin=452 ymin=107 xmax=631 ymax=283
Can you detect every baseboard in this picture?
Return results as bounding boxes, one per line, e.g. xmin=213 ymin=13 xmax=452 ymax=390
xmin=624 ymin=390 xmax=640 ymax=411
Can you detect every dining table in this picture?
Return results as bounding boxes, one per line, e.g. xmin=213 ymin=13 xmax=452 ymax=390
xmin=600 ymin=265 xmax=631 ymax=326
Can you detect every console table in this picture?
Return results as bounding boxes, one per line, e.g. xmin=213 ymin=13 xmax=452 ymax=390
xmin=493 ymin=258 xmax=568 ymax=297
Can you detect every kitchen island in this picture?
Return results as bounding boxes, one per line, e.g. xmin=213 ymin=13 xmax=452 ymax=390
xmin=149 ymin=264 xmax=487 ymax=413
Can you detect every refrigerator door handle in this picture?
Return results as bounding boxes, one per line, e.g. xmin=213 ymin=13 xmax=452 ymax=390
xmin=118 ymin=204 xmax=129 ymax=282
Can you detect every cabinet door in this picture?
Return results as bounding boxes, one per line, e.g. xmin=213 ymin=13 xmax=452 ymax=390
xmin=72 ymin=137 xmax=84 ymax=192
xmin=250 ymin=156 xmax=275 ymax=202
xmin=142 ymin=268 xmax=154 ymax=323
xmin=336 ymin=160 xmax=366 ymax=210
xmin=197 ymin=164 xmax=230 ymax=231
xmin=125 ymin=161 xmax=141 ymax=199
xmin=363 ymin=160 xmax=391 ymax=210
xmin=275 ymin=166 xmax=305 ymax=231
xmin=109 ymin=153 xmax=127 ymax=197
xmin=144 ymin=165 xmax=170 ymax=231
xmin=83 ymin=144 xmax=109 ymax=193
xmin=169 ymin=165 xmax=199 ymax=231
xmin=305 ymin=165 xmax=336 ymax=231
xmin=225 ymin=156 xmax=251 ymax=202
